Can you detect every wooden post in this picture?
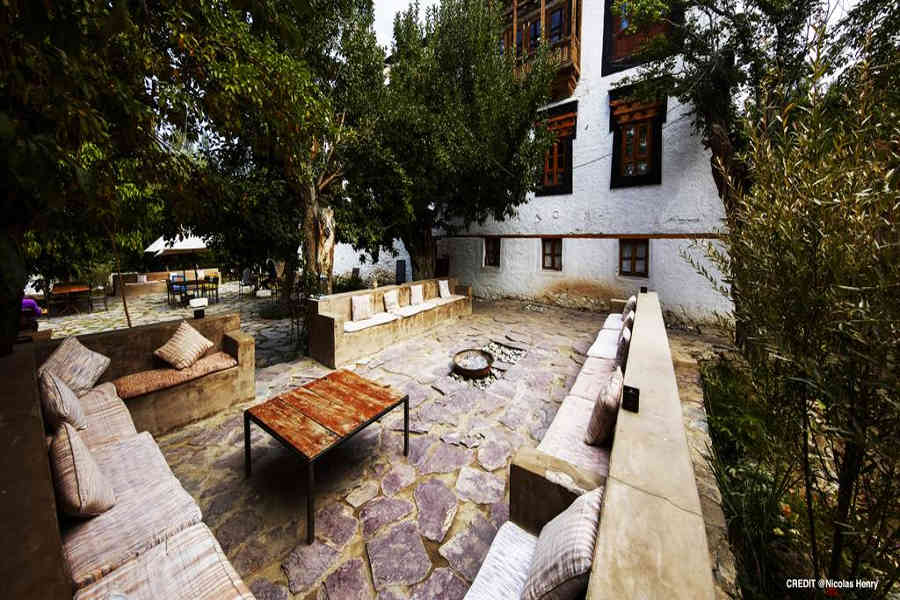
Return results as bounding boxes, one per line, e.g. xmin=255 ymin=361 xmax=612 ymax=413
xmin=512 ymin=0 xmax=517 ymax=56
xmin=541 ymin=0 xmax=546 ymax=40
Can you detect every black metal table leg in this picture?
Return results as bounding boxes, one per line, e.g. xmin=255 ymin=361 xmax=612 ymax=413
xmin=244 ymin=412 xmax=252 ymax=477
xmin=307 ymin=461 xmax=315 ymax=544
xmin=404 ymin=397 xmax=409 ymax=456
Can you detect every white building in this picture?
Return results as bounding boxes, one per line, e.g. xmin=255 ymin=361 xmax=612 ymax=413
xmin=334 ymin=239 xmax=412 ymax=284
xmin=436 ymin=0 xmax=730 ymax=321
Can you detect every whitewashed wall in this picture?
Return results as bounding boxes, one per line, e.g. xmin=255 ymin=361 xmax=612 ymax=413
xmin=438 ymin=0 xmax=732 ymax=321
xmin=333 ymin=239 xmax=412 ymax=283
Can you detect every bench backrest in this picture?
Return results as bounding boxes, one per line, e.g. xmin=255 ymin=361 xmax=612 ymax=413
xmin=587 ymin=292 xmax=714 ymax=600
xmin=33 ymin=313 xmax=241 ymax=383
xmin=313 ymin=277 xmax=459 ymax=322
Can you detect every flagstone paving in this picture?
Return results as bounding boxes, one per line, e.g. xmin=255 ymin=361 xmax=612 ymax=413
xmin=34 ymin=281 xmax=297 ymax=367
xmin=78 ymin=294 xmax=735 ymax=600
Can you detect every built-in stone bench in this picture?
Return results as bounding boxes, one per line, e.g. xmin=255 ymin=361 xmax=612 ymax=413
xmin=466 ymin=292 xmax=715 ymax=600
xmin=308 ymin=277 xmax=473 ymax=368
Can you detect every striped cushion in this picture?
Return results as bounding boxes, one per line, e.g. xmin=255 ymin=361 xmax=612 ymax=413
xmin=50 ymin=423 xmax=117 ymax=517
xmin=74 ymin=523 xmax=253 ymax=600
xmin=62 ymin=479 xmax=202 ymax=589
xmin=621 ymin=311 xmax=635 ymax=335
xmin=465 ymin=522 xmax=537 ymax=600
xmin=410 ymin=284 xmax=425 ymax=305
xmin=154 ymin=321 xmax=214 ymax=370
xmin=615 ymin=327 xmax=631 ymax=370
xmin=522 ymin=487 xmax=605 ymax=600
xmin=351 ymin=294 xmax=374 ymax=321
xmin=584 ymin=367 xmax=623 ymax=446
xmin=39 ymin=336 xmax=111 ymax=397
xmin=39 ymin=370 xmax=88 ymax=430
xmin=90 ymin=432 xmax=175 ymax=494
xmin=439 ymin=279 xmax=451 ymax=298
xmin=383 ymin=289 xmax=400 ymax=312
xmin=78 ymin=383 xmax=137 ymax=451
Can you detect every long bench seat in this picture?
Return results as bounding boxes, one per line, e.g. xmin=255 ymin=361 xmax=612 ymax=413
xmin=309 ymin=278 xmax=473 ymax=367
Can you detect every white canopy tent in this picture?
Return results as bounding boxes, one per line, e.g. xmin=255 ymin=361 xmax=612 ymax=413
xmin=144 ymin=234 xmax=208 ymax=257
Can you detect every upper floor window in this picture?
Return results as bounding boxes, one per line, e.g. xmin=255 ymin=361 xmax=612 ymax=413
xmin=536 ymin=100 xmax=577 ymax=196
xmin=609 ymin=91 xmax=665 ymax=188
xmin=542 ymin=238 xmax=563 ymax=271
xmin=529 ymin=21 xmax=542 ymax=51
xmin=602 ymin=0 xmax=673 ymax=76
xmin=516 ymin=29 xmax=523 ymax=56
xmin=484 ymin=238 xmax=501 ymax=267
xmin=549 ymin=8 xmax=565 ymax=43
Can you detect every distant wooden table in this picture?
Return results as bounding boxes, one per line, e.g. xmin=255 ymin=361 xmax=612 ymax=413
xmin=244 ymin=369 xmax=408 ymax=544
xmin=51 ymin=284 xmax=90 ymax=315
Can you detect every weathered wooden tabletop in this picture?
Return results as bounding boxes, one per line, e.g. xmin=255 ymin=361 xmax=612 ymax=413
xmin=247 ymin=369 xmax=405 ymax=460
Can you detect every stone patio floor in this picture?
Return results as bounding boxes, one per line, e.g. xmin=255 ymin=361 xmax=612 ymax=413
xmin=151 ymin=299 xmax=736 ymax=600
xmin=35 ymin=281 xmax=297 ymax=367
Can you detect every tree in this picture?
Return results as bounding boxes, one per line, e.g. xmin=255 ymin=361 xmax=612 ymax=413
xmin=700 ymin=53 xmax=899 ymax=593
xmin=340 ymin=0 xmax=557 ymax=278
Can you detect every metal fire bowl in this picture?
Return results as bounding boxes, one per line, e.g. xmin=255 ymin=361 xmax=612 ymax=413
xmin=452 ymin=349 xmax=494 ymax=380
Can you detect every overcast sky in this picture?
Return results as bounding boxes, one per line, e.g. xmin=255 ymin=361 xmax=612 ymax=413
xmin=373 ymin=0 xmax=440 ymax=49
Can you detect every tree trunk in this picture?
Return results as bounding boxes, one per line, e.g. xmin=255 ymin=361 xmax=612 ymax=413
xmin=301 ymin=185 xmax=336 ymax=294
xmin=407 ymin=226 xmax=436 ymax=281
xmin=0 ymin=229 xmax=27 ymax=356
xmin=829 ymin=439 xmax=864 ymax=578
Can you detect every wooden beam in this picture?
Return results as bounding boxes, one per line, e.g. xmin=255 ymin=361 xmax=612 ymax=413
xmin=438 ymin=233 xmax=723 ymax=240
xmin=513 ymin=0 xmax=518 ymax=56
xmin=541 ymin=0 xmax=546 ymax=40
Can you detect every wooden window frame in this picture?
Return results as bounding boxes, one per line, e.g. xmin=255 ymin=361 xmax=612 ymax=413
xmin=609 ymin=89 xmax=665 ymax=188
xmin=549 ymin=7 xmax=565 ymax=44
xmin=536 ymin=100 xmax=578 ymax=196
xmin=619 ymin=238 xmax=649 ymax=277
xmin=542 ymin=238 xmax=563 ymax=271
xmin=601 ymin=0 xmax=678 ymax=76
xmin=484 ymin=238 xmax=501 ymax=268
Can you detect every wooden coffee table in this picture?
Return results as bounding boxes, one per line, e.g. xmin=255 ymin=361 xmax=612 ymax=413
xmin=244 ymin=369 xmax=409 ymax=543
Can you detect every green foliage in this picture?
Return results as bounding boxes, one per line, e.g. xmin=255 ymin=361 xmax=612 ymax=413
xmin=340 ymin=0 xmax=557 ymax=276
xmin=699 ymin=51 xmax=900 ymax=597
xmin=332 ymin=272 xmax=367 ymax=294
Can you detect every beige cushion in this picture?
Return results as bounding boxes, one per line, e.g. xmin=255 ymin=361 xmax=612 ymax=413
xmin=522 ymin=487 xmax=605 ymax=600
xmin=73 ymin=524 xmax=254 ymax=600
xmin=91 ymin=432 xmax=176 ymax=495
xmin=439 ymin=279 xmax=451 ymax=298
xmin=343 ymin=311 xmax=399 ymax=333
xmin=622 ymin=310 xmax=635 ymax=334
xmin=50 ymin=423 xmax=116 ymax=517
xmin=351 ymin=294 xmax=374 ymax=321
xmin=586 ymin=329 xmax=619 ymax=359
xmin=602 ymin=313 xmax=623 ymax=330
xmin=537 ymin=396 xmax=611 ymax=476
xmin=78 ymin=383 xmax=137 ymax=450
xmin=584 ymin=367 xmax=624 ymax=446
xmin=410 ymin=284 xmax=425 ymax=305
xmin=114 ymin=351 xmax=237 ymax=399
xmin=39 ymin=336 xmax=111 ymax=397
xmin=391 ymin=304 xmax=428 ymax=318
xmin=384 ymin=289 xmax=400 ymax=312
xmin=623 ymin=294 xmax=637 ymax=315
xmin=39 ymin=370 xmax=88 ymax=430
xmin=616 ymin=327 xmax=632 ymax=370
xmin=154 ymin=321 xmax=214 ymax=370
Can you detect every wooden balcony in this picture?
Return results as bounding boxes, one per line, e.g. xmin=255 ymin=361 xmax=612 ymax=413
xmin=503 ymin=0 xmax=581 ymax=100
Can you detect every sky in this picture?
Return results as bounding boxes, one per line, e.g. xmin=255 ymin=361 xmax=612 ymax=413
xmin=373 ymin=0 xmax=440 ymax=49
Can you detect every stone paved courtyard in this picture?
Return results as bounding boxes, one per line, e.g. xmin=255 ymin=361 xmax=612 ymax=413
xmin=149 ymin=299 xmax=735 ymax=600
xmin=35 ymin=281 xmax=297 ymax=367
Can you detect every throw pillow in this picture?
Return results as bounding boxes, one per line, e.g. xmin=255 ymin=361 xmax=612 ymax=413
xmin=616 ymin=327 xmax=632 ymax=370
xmin=438 ymin=279 xmax=451 ymax=298
xmin=410 ymin=284 xmax=425 ymax=306
xmin=351 ymin=294 xmax=374 ymax=322
xmin=522 ymin=487 xmax=605 ymax=600
xmin=384 ymin=289 xmax=400 ymax=312
xmin=621 ymin=311 xmax=635 ymax=335
xmin=39 ymin=370 xmax=88 ymax=431
xmin=49 ymin=423 xmax=116 ymax=517
xmin=154 ymin=321 xmax=214 ymax=370
xmin=38 ymin=337 xmax=111 ymax=397
xmin=623 ymin=295 xmax=637 ymax=316
xmin=584 ymin=367 xmax=624 ymax=446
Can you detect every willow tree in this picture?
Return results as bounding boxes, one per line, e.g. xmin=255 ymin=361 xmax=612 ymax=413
xmin=340 ymin=0 xmax=557 ymax=278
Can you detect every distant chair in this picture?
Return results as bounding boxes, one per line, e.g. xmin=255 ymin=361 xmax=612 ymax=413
xmin=238 ymin=268 xmax=257 ymax=299
xmin=89 ymin=286 xmax=108 ymax=312
xmin=167 ymin=273 xmax=187 ymax=306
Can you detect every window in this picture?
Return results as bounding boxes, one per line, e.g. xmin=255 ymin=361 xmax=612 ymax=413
xmin=602 ymin=0 xmax=675 ymax=76
xmin=536 ymin=100 xmax=577 ymax=196
xmin=609 ymin=92 xmax=665 ymax=188
xmin=516 ymin=29 xmax=523 ymax=56
xmin=484 ymin=238 xmax=501 ymax=267
xmin=549 ymin=8 xmax=565 ymax=43
xmin=529 ymin=21 xmax=541 ymax=51
xmin=542 ymin=238 xmax=562 ymax=271
xmin=619 ymin=239 xmax=649 ymax=277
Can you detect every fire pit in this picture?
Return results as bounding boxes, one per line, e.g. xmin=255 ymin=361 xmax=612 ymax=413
xmin=452 ymin=349 xmax=494 ymax=380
